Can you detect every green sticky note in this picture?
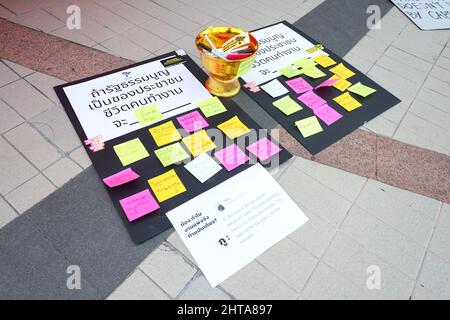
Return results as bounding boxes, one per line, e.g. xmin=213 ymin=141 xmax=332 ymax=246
xmin=237 ymin=56 xmax=255 ymax=77
xmin=295 ymin=116 xmax=323 ymax=138
xmin=278 ymin=65 xmax=303 ymax=78
xmin=114 ymin=138 xmax=150 ymax=166
xmin=197 ymin=96 xmax=227 ymax=118
xmin=273 ymin=95 xmax=303 ymax=116
xmin=134 ymin=104 xmax=163 ymax=125
xmin=154 ymin=142 xmax=190 ymax=167
xmin=293 ymin=58 xmax=317 ymax=69
xmin=302 ymin=67 xmax=326 ymax=79
xmin=348 ymin=82 xmax=377 ymax=97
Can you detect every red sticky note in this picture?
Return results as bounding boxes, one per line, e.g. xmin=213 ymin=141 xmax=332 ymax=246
xmin=246 ymin=138 xmax=282 ymax=161
xmin=298 ymin=91 xmax=326 ymax=110
xmin=315 ymin=78 xmax=339 ymax=90
xmin=176 ymin=110 xmax=209 ymax=133
xmin=103 ymin=168 xmax=140 ymax=188
xmin=214 ymin=144 xmax=249 ymax=171
xmin=285 ymin=77 xmax=313 ymax=94
xmin=314 ymin=104 xmax=343 ymax=125
xmin=119 ymin=189 xmax=159 ymax=222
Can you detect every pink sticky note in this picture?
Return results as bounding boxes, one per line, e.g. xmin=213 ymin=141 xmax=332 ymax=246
xmin=315 ymin=78 xmax=339 ymax=90
xmin=314 ymin=104 xmax=343 ymax=125
xmin=103 ymin=168 xmax=140 ymax=188
xmin=246 ymin=138 xmax=282 ymax=161
xmin=176 ymin=110 xmax=209 ymax=133
xmin=298 ymin=91 xmax=326 ymax=110
xmin=214 ymin=144 xmax=249 ymax=171
xmin=119 ymin=189 xmax=160 ymax=222
xmin=286 ymin=77 xmax=313 ymax=94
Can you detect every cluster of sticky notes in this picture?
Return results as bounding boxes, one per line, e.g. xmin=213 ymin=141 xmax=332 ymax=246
xmin=348 ymin=82 xmax=376 ymax=97
xmin=176 ymin=110 xmax=209 ymax=133
xmin=315 ymin=78 xmax=339 ymax=90
xmin=103 ymin=168 xmax=140 ymax=188
xmin=313 ymin=104 xmax=342 ymax=125
xmin=246 ymin=137 xmax=282 ymax=161
xmin=313 ymin=54 xmax=337 ymax=68
xmin=134 ymin=104 xmax=163 ymax=125
xmin=295 ymin=116 xmax=323 ymax=138
xmin=148 ymin=169 xmax=186 ymax=202
xmin=114 ymin=138 xmax=150 ymax=166
xmin=119 ymin=189 xmax=159 ymax=222
xmin=217 ymin=116 xmax=250 ymax=139
xmin=184 ymin=153 xmax=222 ymax=183
xmin=261 ymin=79 xmax=289 ymax=98
xmin=286 ymin=77 xmax=313 ymax=94
xmin=214 ymin=144 xmax=249 ymax=171
xmin=298 ymin=91 xmax=327 ymax=110
xmin=278 ymin=65 xmax=303 ymax=78
xmin=272 ymin=95 xmax=303 ymax=116
xmin=154 ymin=142 xmax=189 ymax=167
xmin=292 ymin=58 xmax=325 ymax=79
xmin=333 ymin=92 xmax=362 ymax=111
xmin=182 ymin=129 xmax=216 ymax=157
xmin=197 ymin=96 xmax=227 ymax=117
xmin=149 ymin=121 xmax=182 ymax=147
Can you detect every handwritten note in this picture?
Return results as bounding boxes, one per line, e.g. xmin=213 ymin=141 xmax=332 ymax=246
xmin=197 ymin=97 xmax=227 ymax=118
xmin=134 ymin=104 xmax=163 ymax=125
xmin=214 ymin=144 xmax=249 ymax=171
xmin=184 ymin=153 xmax=222 ymax=183
xmin=261 ymin=79 xmax=289 ymax=98
xmin=329 ymin=63 xmax=355 ymax=80
xmin=176 ymin=110 xmax=209 ymax=133
xmin=119 ymin=189 xmax=159 ymax=222
xmin=298 ymin=91 xmax=326 ymax=110
xmin=246 ymin=137 xmax=282 ymax=161
xmin=315 ymin=78 xmax=339 ymax=90
xmin=148 ymin=169 xmax=186 ymax=202
xmin=182 ymin=129 xmax=216 ymax=157
xmin=113 ymin=138 xmax=150 ymax=166
xmin=217 ymin=116 xmax=250 ymax=139
xmin=285 ymin=77 xmax=313 ymax=94
xmin=313 ymin=54 xmax=337 ymax=68
xmin=330 ymin=75 xmax=352 ymax=92
xmin=295 ymin=116 xmax=323 ymax=138
xmin=333 ymin=92 xmax=362 ymax=111
xmin=293 ymin=58 xmax=317 ymax=69
xmin=278 ymin=65 xmax=303 ymax=78
xmin=348 ymin=82 xmax=376 ymax=97
xmin=302 ymin=67 xmax=326 ymax=79
xmin=148 ymin=121 xmax=182 ymax=147
xmin=103 ymin=168 xmax=140 ymax=188
xmin=272 ymin=95 xmax=302 ymax=116
xmin=314 ymin=104 xmax=342 ymax=126
xmin=154 ymin=142 xmax=190 ymax=167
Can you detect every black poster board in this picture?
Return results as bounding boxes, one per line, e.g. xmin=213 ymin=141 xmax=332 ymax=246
xmin=55 ymin=52 xmax=292 ymax=244
xmin=241 ymin=21 xmax=401 ymax=155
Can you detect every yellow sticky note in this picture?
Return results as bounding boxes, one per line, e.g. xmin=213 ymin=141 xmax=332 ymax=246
xmin=134 ymin=104 xmax=163 ymax=125
xmin=272 ymin=95 xmax=302 ymax=116
xmin=154 ymin=142 xmax=189 ymax=167
xmin=330 ymin=75 xmax=352 ymax=92
xmin=217 ymin=116 xmax=250 ymax=139
xmin=182 ymin=129 xmax=216 ymax=157
xmin=295 ymin=116 xmax=323 ymax=138
xmin=329 ymin=63 xmax=355 ymax=80
xmin=348 ymin=82 xmax=376 ymax=97
xmin=333 ymin=92 xmax=362 ymax=111
xmin=313 ymin=54 xmax=337 ymax=68
xmin=305 ymin=44 xmax=324 ymax=54
xmin=302 ymin=67 xmax=326 ymax=79
xmin=113 ymin=138 xmax=149 ymax=166
xmin=149 ymin=121 xmax=182 ymax=147
xmin=148 ymin=169 xmax=186 ymax=202
xmin=197 ymin=97 xmax=227 ymax=118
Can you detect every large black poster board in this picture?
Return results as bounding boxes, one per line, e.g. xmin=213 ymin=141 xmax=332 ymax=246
xmin=55 ymin=52 xmax=292 ymax=244
xmin=241 ymin=21 xmax=401 ymax=154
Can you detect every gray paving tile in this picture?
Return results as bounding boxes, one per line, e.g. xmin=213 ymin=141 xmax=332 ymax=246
xmin=8 ymin=9 xmax=64 ymax=33
xmin=101 ymin=34 xmax=150 ymax=61
xmin=0 ymin=197 xmax=17 ymax=229
xmin=429 ymin=204 xmax=450 ymax=264
xmin=69 ymin=147 xmax=92 ymax=169
xmin=126 ymin=0 xmax=168 ymax=17
xmin=0 ymin=62 xmax=20 ymax=87
xmin=43 ymin=157 xmax=82 ymax=187
xmin=2 ymin=60 xmax=34 ymax=77
xmin=417 ymin=252 xmax=450 ymax=299
xmin=121 ymin=26 xmax=169 ymax=54
xmin=178 ymin=274 xmax=231 ymax=300
xmin=140 ymin=18 xmax=186 ymax=43
xmin=0 ymin=99 xmax=23 ymax=134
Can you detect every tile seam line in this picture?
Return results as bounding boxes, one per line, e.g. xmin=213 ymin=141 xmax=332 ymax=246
xmin=1 ymin=19 xmax=449 ymax=204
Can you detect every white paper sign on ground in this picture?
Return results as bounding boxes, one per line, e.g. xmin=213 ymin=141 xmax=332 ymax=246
xmin=241 ymin=23 xmax=326 ymax=85
xmin=63 ymin=54 xmax=211 ymax=142
xmin=391 ymin=0 xmax=450 ymax=30
xmin=166 ymin=163 xmax=309 ymax=287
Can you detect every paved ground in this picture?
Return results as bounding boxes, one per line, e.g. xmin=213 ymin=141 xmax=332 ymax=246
xmin=0 ymin=0 xmax=449 ymax=299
